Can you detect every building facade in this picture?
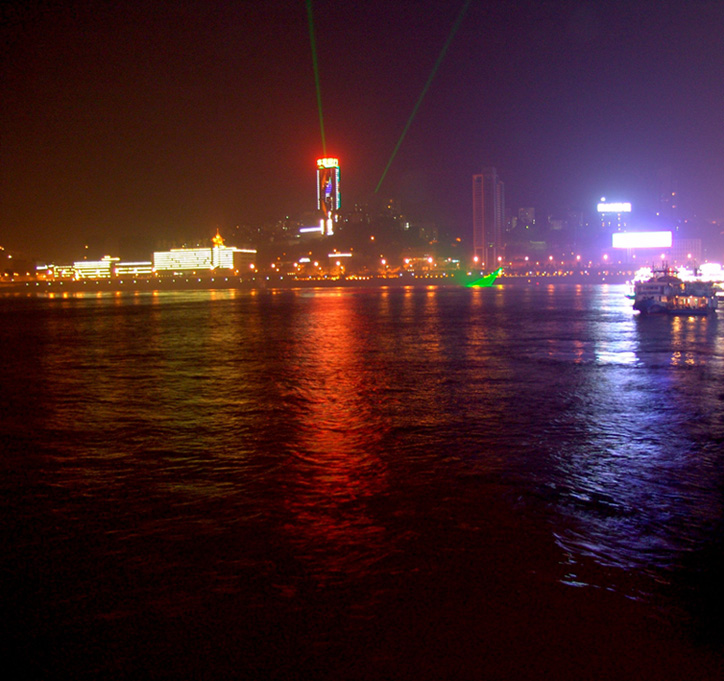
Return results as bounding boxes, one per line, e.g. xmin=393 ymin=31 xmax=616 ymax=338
xmin=153 ymin=246 xmax=256 ymax=274
xmin=317 ymin=157 xmax=341 ymax=236
xmin=72 ymin=256 xmax=119 ymax=279
xmin=472 ymin=168 xmax=505 ymax=269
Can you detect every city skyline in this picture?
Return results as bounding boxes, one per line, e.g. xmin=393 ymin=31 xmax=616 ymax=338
xmin=2 ymin=0 xmax=723 ymax=261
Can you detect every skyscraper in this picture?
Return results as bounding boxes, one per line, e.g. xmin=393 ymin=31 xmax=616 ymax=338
xmin=317 ymin=157 xmax=341 ymax=236
xmin=472 ymin=168 xmax=504 ymax=268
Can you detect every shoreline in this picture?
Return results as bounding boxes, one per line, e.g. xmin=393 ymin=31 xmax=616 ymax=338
xmin=0 ymin=272 xmax=631 ymax=295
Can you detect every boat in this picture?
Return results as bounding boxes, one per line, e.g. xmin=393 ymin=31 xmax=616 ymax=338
xmin=632 ymin=264 xmax=718 ymax=315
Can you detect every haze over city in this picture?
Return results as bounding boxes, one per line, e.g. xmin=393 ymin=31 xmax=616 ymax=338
xmin=6 ymin=4 xmax=724 ymax=679
xmin=2 ymin=0 xmax=723 ymax=261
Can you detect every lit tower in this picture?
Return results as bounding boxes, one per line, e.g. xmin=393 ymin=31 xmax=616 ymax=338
xmin=472 ymin=167 xmax=504 ymax=269
xmin=317 ymin=157 xmax=340 ymax=236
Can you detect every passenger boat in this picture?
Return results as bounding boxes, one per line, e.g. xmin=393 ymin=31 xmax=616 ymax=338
xmin=632 ymin=265 xmax=718 ymax=315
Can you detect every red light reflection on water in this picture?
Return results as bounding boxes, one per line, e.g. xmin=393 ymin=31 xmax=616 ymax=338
xmin=279 ymin=293 xmax=394 ymax=586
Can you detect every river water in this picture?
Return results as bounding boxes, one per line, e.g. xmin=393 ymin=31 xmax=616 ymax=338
xmin=2 ymin=284 xmax=724 ymax=679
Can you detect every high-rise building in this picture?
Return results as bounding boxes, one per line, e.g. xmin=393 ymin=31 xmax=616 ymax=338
xmin=472 ymin=168 xmax=504 ymax=268
xmin=317 ymin=157 xmax=341 ymax=236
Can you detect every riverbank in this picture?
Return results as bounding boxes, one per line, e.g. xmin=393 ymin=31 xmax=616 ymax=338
xmin=0 ymin=271 xmax=632 ymax=295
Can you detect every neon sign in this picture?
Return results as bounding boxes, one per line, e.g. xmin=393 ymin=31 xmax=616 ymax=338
xmin=317 ymin=158 xmax=339 ymax=168
xmin=597 ymin=202 xmax=632 ymax=213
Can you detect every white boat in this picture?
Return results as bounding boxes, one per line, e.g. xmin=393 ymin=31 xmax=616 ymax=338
xmin=632 ymin=265 xmax=718 ymax=315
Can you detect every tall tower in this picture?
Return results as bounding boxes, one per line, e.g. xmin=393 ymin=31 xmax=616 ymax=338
xmin=472 ymin=168 xmax=504 ymax=269
xmin=317 ymin=157 xmax=341 ymax=236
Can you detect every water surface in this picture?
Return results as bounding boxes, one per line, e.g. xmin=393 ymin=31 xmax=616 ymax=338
xmin=2 ymin=284 xmax=724 ymax=679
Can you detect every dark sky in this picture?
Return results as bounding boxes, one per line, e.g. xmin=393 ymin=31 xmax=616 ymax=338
xmin=2 ymin=0 xmax=723 ymax=259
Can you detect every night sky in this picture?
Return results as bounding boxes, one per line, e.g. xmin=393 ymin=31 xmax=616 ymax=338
xmin=2 ymin=0 xmax=723 ymax=260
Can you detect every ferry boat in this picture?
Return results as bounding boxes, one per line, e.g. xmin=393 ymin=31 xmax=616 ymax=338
xmin=632 ymin=265 xmax=718 ymax=315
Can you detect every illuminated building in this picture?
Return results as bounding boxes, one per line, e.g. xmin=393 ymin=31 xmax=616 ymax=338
xmin=317 ymin=157 xmax=340 ymax=236
xmin=472 ymin=167 xmax=504 ymax=269
xmin=36 ymin=264 xmax=72 ymax=280
xmin=154 ymin=248 xmax=213 ymax=271
xmin=73 ymin=256 xmax=119 ymax=279
xmin=153 ymin=233 xmax=256 ymax=274
xmin=597 ymin=198 xmax=631 ymax=232
xmin=114 ymin=262 xmax=153 ymax=276
xmin=66 ymin=257 xmax=152 ymax=279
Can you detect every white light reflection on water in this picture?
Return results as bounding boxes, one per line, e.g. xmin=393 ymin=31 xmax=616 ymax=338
xmin=546 ymin=288 xmax=724 ymax=601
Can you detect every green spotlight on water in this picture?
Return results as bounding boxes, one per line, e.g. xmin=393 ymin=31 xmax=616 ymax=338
xmin=465 ymin=268 xmax=503 ymax=288
xmin=306 ymin=0 xmax=326 ymax=156
xmin=374 ymin=0 xmax=472 ymax=194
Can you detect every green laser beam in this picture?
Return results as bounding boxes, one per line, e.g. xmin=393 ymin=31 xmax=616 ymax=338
xmin=466 ymin=267 xmax=503 ymax=287
xmin=306 ymin=0 xmax=326 ymax=156
xmin=306 ymin=0 xmax=326 ymax=155
xmin=375 ymin=0 xmax=472 ymax=194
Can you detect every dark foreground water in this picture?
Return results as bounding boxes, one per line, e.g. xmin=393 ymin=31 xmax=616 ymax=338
xmin=2 ymin=284 xmax=724 ymax=680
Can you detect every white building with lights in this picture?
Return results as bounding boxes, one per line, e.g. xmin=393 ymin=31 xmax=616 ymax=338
xmin=153 ymin=231 xmax=256 ymax=274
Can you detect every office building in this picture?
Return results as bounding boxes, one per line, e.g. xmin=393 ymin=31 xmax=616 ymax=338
xmin=473 ymin=168 xmax=505 ymax=268
xmin=153 ymin=233 xmax=256 ymax=274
